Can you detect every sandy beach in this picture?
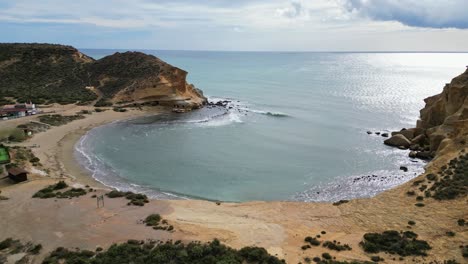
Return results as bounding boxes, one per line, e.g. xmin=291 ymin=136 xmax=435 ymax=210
xmin=0 ymin=104 xmax=466 ymax=263
xmin=1 ymin=104 xmax=162 ymax=188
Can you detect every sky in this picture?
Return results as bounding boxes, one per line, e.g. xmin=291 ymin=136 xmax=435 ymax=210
xmin=0 ymin=0 xmax=467 ymax=51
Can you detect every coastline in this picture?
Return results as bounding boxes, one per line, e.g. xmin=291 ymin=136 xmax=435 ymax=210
xmin=0 ymin=101 xmax=466 ymax=263
xmin=4 ymin=105 xmax=165 ymax=189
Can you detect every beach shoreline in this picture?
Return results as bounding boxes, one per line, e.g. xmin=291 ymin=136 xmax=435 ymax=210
xmin=1 ymin=104 xmax=165 ymax=189
xmin=0 ymin=100 xmax=466 ymax=263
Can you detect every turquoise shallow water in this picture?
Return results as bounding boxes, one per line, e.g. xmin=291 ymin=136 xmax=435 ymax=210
xmin=76 ymin=50 xmax=468 ymax=202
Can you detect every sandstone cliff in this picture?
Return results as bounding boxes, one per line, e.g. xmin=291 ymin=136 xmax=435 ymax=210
xmin=417 ymin=68 xmax=468 ymax=155
xmin=385 ymin=67 xmax=468 ymax=159
xmin=0 ymin=43 xmax=206 ymax=109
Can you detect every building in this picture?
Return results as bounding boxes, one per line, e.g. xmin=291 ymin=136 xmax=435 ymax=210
xmin=7 ymin=167 xmax=28 ymax=183
xmin=0 ymin=102 xmax=37 ymax=118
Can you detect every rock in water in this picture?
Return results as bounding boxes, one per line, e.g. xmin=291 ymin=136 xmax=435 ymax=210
xmin=391 ymin=129 xmax=415 ymax=140
xmin=384 ymin=134 xmax=411 ymax=148
xmin=400 ymin=166 xmax=408 ymax=172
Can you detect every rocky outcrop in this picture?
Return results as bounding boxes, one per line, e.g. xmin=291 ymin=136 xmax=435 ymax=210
xmin=386 ymin=67 xmax=468 ymax=159
xmin=88 ymin=51 xmax=206 ymax=109
xmin=0 ymin=43 xmax=206 ymax=109
xmin=384 ymin=134 xmax=411 ymax=148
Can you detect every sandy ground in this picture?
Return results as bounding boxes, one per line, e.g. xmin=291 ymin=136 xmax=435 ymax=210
xmin=1 ymin=104 xmax=161 ymax=187
xmin=0 ymin=105 xmax=467 ymax=263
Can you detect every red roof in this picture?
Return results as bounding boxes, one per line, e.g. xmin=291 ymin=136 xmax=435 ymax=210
xmin=7 ymin=167 xmax=28 ymax=176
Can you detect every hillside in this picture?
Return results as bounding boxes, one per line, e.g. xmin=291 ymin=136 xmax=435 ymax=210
xmin=0 ymin=43 xmax=206 ymax=108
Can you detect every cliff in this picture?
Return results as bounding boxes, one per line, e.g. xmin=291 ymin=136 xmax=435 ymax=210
xmin=0 ymin=43 xmax=206 ymax=108
xmin=384 ymin=67 xmax=468 ymax=159
xmin=417 ymin=68 xmax=468 ymax=155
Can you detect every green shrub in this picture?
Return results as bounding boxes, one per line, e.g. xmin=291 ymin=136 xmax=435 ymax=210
xmin=457 ymin=219 xmax=465 ymax=226
xmin=305 ymin=236 xmax=321 ymax=246
xmin=8 ymin=129 xmax=27 ymax=142
xmin=30 ymin=157 xmax=40 ymax=163
xmin=29 ymin=244 xmax=42 ymax=254
xmin=39 ymin=115 xmax=85 ymax=126
xmin=462 ymin=245 xmax=468 ymax=258
xmin=446 ymin=231 xmax=455 ymax=237
xmin=360 ymin=230 xmax=431 ymax=256
xmin=370 ymin=256 xmax=383 ymax=262
xmin=322 ymin=241 xmax=352 ymax=251
xmin=144 ymin=214 xmax=162 ymax=226
xmin=94 ymin=99 xmax=113 ymax=107
xmin=429 ymin=154 xmax=468 ymax=200
xmin=322 ymin=252 xmax=332 ymax=260
xmin=42 ymin=239 xmax=285 ymax=264
xmin=0 ymin=238 xmax=13 ymax=250
xmin=106 ymin=190 xmax=149 ymax=206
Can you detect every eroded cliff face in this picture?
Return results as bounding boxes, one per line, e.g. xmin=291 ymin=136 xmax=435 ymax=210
xmin=384 ymin=68 xmax=468 ymax=159
xmin=89 ymin=51 xmax=207 ymax=108
xmin=417 ymin=68 xmax=468 ymax=155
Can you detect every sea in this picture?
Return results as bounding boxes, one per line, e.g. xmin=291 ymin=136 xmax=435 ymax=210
xmin=76 ymin=50 xmax=468 ymax=202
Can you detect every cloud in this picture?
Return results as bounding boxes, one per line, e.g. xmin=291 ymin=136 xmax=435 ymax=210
xmin=276 ymin=2 xmax=304 ymax=18
xmin=342 ymin=0 xmax=468 ymax=29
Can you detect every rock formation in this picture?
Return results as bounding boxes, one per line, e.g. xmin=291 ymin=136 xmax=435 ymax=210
xmin=0 ymin=43 xmax=206 ymax=109
xmin=386 ymin=67 xmax=468 ymax=159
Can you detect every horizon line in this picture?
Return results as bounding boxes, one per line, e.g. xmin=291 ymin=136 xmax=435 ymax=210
xmin=78 ymin=48 xmax=468 ymax=53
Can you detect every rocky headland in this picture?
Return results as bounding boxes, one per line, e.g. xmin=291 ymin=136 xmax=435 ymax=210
xmin=0 ymin=43 xmax=206 ymax=109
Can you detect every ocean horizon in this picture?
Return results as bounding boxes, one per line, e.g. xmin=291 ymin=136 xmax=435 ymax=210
xmin=75 ymin=50 xmax=468 ymax=202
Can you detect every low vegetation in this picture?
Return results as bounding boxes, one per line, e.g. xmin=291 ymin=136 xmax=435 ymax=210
xmin=106 ymin=190 xmax=149 ymax=206
xmin=144 ymin=214 xmax=174 ymax=231
xmin=332 ymin=200 xmax=349 ymax=206
xmin=322 ymin=241 xmax=352 ymax=251
xmin=462 ymin=245 xmax=468 ymax=258
xmin=9 ymin=146 xmax=41 ymax=167
xmin=33 ymin=181 xmax=87 ymax=199
xmin=360 ymin=230 xmax=431 ymax=256
xmin=39 ymin=114 xmax=85 ymax=126
xmin=0 ymin=238 xmax=42 ymax=264
xmin=304 ymin=236 xmax=321 ymax=246
xmin=41 ymin=239 xmax=285 ymax=264
xmin=430 ymin=154 xmax=468 ymax=200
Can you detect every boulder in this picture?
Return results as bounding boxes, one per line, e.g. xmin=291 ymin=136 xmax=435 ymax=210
xmin=381 ymin=133 xmax=389 ymax=137
xmin=411 ymin=134 xmax=427 ymax=145
xmin=384 ymin=134 xmax=411 ymax=148
xmin=409 ymin=151 xmax=417 ymax=158
xmin=409 ymin=144 xmax=420 ymax=151
xmin=399 ymin=129 xmax=415 ymax=140
xmin=391 ymin=129 xmax=415 ymax=140
xmin=407 ymin=127 xmax=424 ymax=137
xmin=400 ymin=166 xmax=408 ymax=172
xmin=416 ymin=151 xmax=433 ymax=160
xmin=367 ymin=131 xmax=372 ymax=135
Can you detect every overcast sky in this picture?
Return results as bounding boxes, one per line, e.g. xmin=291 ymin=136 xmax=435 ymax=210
xmin=1 ymin=0 xmax=467 ymax=51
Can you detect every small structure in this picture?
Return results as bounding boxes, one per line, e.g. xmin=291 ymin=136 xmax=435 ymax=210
xmin=0 ymin=102 xmax=37 ymax=118
xmin=7 ymin=167 xmax=28 ymax=183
